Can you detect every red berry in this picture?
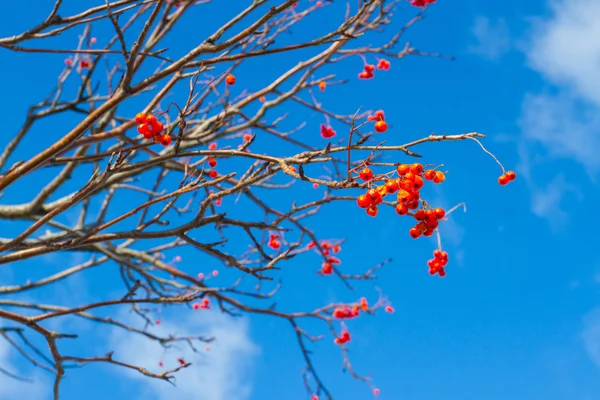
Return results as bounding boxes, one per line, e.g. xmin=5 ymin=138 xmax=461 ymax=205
xmin=364 ymin=64 xmax=376 ymax=72
xmin=395 ymin=203 xmax=408 ymax=216
xmin=434 ymin=207 xmax=445 ymax=219
xmin=135 ymin=113 xmax=147 ymax=124
xmin=506 ymin=170 xmax=516 ymax=181
xmin=138 ymin=123 xmax=150 ymax=136
xmin=366 ymin=205 xmax=378 ymax=217
xmin=159 ymin=135 xmax=172 ymax=146
xmin=409 ymin=227 xmax=421 ymax=239
xmin=397 ymin=164 xmax=410 ymax=175
xmin=498 ymin=175 xmax=509 ymax=186
xmin=225 ymin=74 xmax=236 ymax=85
xmin=359 ymin=167 xmax=374 ymax=181
xmin=410 ymin=163 xmax=423 ymax=175
xmin=433 ymin=171 xmax=446 ymax=183
xmin=374 ymin=120 xmax=388 ymax=133
xmin=385 ymin=179 xmax=399 ymax=194
xmin=424 ymin=169 xmax=436 ymax=180
xmin=208 ymin=157 xmax=217 ymax=168
xmin=208 ymin=170 xmax=218 ymax=179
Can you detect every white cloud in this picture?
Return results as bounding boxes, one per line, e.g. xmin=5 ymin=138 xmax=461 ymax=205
xmin=582 ymin=307 xmax=600 ymax=368
xmin=527 ymin=0 xmax=600 ymax=105
xmin=529 ymin=174 xmax=578 ymax=232
xmin=109 ymin=310 xmax=259 ymax=400
xmin=517 ymin=0 xmax=600 ymax=226
xmin=469 ymin=16 xmax=511 ymax=60
xmin=0 ymin=338 xmax=50 ymax=400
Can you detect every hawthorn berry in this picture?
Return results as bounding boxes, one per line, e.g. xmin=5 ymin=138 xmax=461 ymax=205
xmin=357 ymin=195 xmax=370 ymax=208
xmin=320 ymin=124 xmax=336 ymax=138
xmin=208 ymin=170 xmax=218 ymax=179
xmin=433 ymin=171 xmax=446 ymax=183
xmin=158 ymin=135 xmax=172 ymax=147
xmin=377 ymin=59 xmax=390 ymax=70
xmin=359 ymin=167 xmax=374 ymax=181
xmin=409 ymin=227 xmax=421 ymax=239
xmin=385 ymin=306 xmax=395 ymax=314
xmin=208 ymin=142 xmax=217 ymax=150
xmin=385 ymin=179 xmax=399 ymax=194
xmin=225 ymin=74 xmax=236 ymax=85
xmin=321 ymin=262 xmax=333 ymax=275
xmin=410 ymin=163 xmax=424 ymax=175
xmin=395 ymin=203 xmax=408 ymax=215
xmin=319 ymin=81 xmax=326 ymax=91
xmin=374 ymin=120 xmax=388 ymax=133
xmin=208 ymin=157 xmax=217 ymax=168
xmin=366 ymin=205 xmax=378 ymax=217
xmin=397 ymin=164 xmax=410 ymax=175
xmin=506 ymin=170 xmax=517 ymax=181
xmin=498 ymin=175 xmax=509 ymax=186
xmin=434 ymin=207 xmax=445 ymax=219
xmin=424 ymin=169 xmax=436 ymax=180
xmin=135 ymin=113 xmax=147 ymax=124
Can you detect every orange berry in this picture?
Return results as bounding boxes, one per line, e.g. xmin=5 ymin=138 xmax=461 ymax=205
xmin=424 ymin=169 xmax=436 ymax=180
xmin=225 ymin=74 xmax=236 ymax=85
xmin=498 ymin=175 xmax=509 ymax=186
xmin=506 ymin=170 xmax=516 ymax=181
xmin=410 ymin=163 xmax=423 ymax=175
xmin=135 ymin=113 xmax=147 ymax=124
xmin=433 ymin=171 xmax=445 ymax=183
xmin=319 ymin=81 xmax=326 ymax=91
xmin=359 ymin=167 xmax=373 ymax=181
xmin=366 ymin=205 xmax=378 ymax=217
xmin=397 ymin=164 xmax=410 ymax=175
xmin=374 ymin=120 xmax=388 ymax=133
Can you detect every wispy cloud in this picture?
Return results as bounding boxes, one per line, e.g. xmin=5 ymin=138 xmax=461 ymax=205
xmin=582 ymin=307 xmax=600 ymax=368
xmin=517 ymin=0 xmax=600 ymax=227
xmin=468 ymin=16 xmax=511 ymax=61
xmin=109 ymin=310 xmax=259 ymax=400
xmin=0 ymin=339 xmax=50 ymax=400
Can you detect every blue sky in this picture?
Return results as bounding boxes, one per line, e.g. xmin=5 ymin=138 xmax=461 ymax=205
xmin=1 ymin=1 xmax=600 ymax=400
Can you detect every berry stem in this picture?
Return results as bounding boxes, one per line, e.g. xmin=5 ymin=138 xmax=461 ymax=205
xmin=467 ymin=137 xmax=505 ymax=174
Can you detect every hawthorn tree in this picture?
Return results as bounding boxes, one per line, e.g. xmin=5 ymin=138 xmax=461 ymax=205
xmin=0 ymin=0 xmax=515 ymax=399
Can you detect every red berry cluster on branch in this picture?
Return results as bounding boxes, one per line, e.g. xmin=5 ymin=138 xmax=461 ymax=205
xmin=334 ymin=330 xmax=351 ymax=345
xmin=192 ymin=297 xmax=210 ymax=310
xmin=320 ymin=124 xmax=336 ymax=138
xmin=427 ymin=250 xmax=448 ymax=277
xmin=268 ymin=233 xmax=281 ymax=249
xmin=409 ymin=207 xmax=445 ymax=239
xmin=411 ymin=0 xmax=436 ymax=7
xmin=135 ymin=113 xmax=171 ymax=146
xmin=498 ymin=170 xmax=517 ymax=186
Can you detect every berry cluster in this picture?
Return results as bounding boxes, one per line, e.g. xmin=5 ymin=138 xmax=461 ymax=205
xmin=320 ymin=124 xmax=336 ymax=138
xmin=377 ymin=59 xmax=390 ymax=70
xmin=368 ymin=110 xmax=388 ymax=133
xmin=192 ymin=297 xmax=211 ymax=310
xmin=334 ymin=330 xmax=351 ymax=345
xmin=427 ymin=250 xmax=448 ymax=277
xmin=268 ymin=233 xmax=281 ymax=249
xmin=135 ymin=113 xmax=172 ymax=146
xmin=409 ymin=207 xmax=445 ymax=239
xmin=358 ymin=59 xmax=390 ymax=80
xmin=358 ymin=63 xmax=375 ymax=80
xmin=356 ymin=162 xmax=445 ymax=221
xmin=411 ymin=0 xmax=436 ymax=6
xmin=498 ymin=170 xmax=516 ymax=186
